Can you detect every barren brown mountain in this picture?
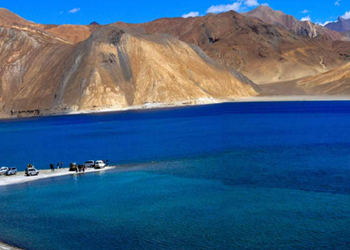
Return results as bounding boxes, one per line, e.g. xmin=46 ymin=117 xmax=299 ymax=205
xmin=118 ymin=10 xmax=349 ymax=84
xmin=297 ymin=62 xmax=350 ymax=94
xmin=1 ymin=7 xmax=350 ymax=118
xmin=0 ymin=13 xmax=257 ymax=117
xmin=326 ymin=17 xmax=350 ymax=33
xmin=260 ymin=62 xmax=350 ymax=96
xmin=247 ymin=6 xmax=343 ymax=40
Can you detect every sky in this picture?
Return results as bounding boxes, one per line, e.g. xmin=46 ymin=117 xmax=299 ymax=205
xmin=1 ymin=0 xmax=349 ymax=26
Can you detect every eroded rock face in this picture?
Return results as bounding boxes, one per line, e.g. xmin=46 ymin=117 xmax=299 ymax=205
xmin=0 ymin=25 xmax=257 ymax=117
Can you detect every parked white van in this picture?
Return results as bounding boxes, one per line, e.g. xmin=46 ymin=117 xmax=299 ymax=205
xmin=94 ymin=160 xmax=106 ymax=169
xmin=26 ymin=168 xmax=39 ymax=176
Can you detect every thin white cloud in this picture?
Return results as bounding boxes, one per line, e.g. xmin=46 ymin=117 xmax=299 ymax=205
xmin=318 ymin=21 xmax=333 ymax=26
xmin=335 ymin=0 xmax=341 ymax=6
xmin=68 ymin=8 xmax=81 ymax=14
xmin=301 ymin=9 xmax=309 ymax=14
xmin=59 ymin=11 xmax=63 ymax=15
xmin=206 ymin=0 xmax=267 ymax=14
xmin=182 ymin=11 xmax=200 ymax=18
xmin=301 ymin=15 xmax=311 ymax=21
xmin=342 ymin=11 xmax=350 ymax=19
xmin=244 ymin=0 xmax=259 ymax=7
xmin=207 ymin=2 xmax=242 ymax=13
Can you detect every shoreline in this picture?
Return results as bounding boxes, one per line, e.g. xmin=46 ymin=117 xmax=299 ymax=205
xmin=0 ymin=166 xmax=117 ymax=250
xmin=0 ymin=167 xmax=116 ymax=187
xmin=2 ymin=95 xmax=350 ymax=120
xmin=0 ymin=241 xmax=23 ymax=250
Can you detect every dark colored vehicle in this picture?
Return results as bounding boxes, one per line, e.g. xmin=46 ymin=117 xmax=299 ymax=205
xmin=69 ymin=163 xmax=78 ymax=172
xmin=0 ymin=167 xmax=9 ymax=176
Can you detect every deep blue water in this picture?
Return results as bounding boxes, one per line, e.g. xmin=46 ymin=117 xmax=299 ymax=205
xmin=1 ymin=102 xmax=350 ymax=249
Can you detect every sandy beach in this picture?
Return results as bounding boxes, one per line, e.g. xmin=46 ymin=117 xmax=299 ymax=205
xmin=65 ymin=96 xmax=350 ymax=116
xmin=0 ymin=167 xmax=115 ymax=187
xmin=2 ymin=96 xmax=350 ymax=120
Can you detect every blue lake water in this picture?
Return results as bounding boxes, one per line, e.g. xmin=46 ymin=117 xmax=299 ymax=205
xmin=1 ymin=102 xmax=350 ymax=249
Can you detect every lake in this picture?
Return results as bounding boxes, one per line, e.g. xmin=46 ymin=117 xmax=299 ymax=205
xmin=1 ymin=101 xmax=350 ymax=249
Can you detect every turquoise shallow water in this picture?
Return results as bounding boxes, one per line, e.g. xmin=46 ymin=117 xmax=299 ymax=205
xmin=1 ymin=102 xmax=350 ymax=249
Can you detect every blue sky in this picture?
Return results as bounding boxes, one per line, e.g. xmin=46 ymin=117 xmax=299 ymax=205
xmin=1 ymin=0 xmax=349 ymax=25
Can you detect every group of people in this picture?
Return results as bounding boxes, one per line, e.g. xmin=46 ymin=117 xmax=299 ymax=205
xmin=76 ymin=165 xmax=86 ymax=173
xmin=26 ymin=164 xmax=35 ymax=170
xmin=50 ymin=162 xmax=63 ymax=171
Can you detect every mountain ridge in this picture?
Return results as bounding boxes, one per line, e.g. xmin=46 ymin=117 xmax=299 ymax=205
xmin=247 ymin=6 xmax=343 ymax=40
xmin=1 ymin=7 xmax=350 ymax=117
xmin=326 ymin=17 xmax=350 ymax=33
xmin=0 ymin=19 xmax=257 ymax=117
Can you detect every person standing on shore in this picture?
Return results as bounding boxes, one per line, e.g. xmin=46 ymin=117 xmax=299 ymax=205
xmin=57 ymin=163 xmax=60 ymax=169
xmin=106 ymin=159 xmax=109 ymax=166
xmin=61 ymin=162 xmax=63 ymax=169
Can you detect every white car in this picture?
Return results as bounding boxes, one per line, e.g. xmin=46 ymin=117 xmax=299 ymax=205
xmin=26 ymin=168 xmax=39 ymax=176
xmin=84 ymin=160 xmax=95 ymax=168
xmin=6 ymin=167 xmax=17 ymax=176
xmin=0 ymin=167 xmax=8 ymax=175
xmin=94 ymin=160 xmax=106 ymax=169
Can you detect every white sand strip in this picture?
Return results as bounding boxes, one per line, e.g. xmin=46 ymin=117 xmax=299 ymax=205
xmin=0 ymin=242 xmax=22 ymax=250
xmin=0 ymin=167 xmax=115 ymax=187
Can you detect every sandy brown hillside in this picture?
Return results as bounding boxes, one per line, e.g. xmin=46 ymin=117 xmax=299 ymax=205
xmin=119 ymin=11 xmax=350 ymax=84
xmin=259 ymin=60 xmax=350 ymax=96
xmin=2 ymin=7 xmax=350 ymax=119
xmin=296 ymin=62 xmax=350 ymax=95
xmin=0 ymin=8 xmax=33 ymax=25
xmin=3 ymin=8 xmax=350 ymax=86
xmin=0 ymin=24 xmax=257 ymax=117
xmin=39 ymin=24 xmax=99 ymax=44
xmin=0 ymin=8 xmax=98 ymax=44
xmin=247 ymin=6 xmax=343 ymax=40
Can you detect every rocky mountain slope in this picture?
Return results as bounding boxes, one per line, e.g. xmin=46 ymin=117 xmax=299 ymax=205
xmin=1 ymin=6 xmax=350 ymax=118
xmin=0 ymin=21 xmax=257 ymax=117
xmin=296 ymin=62 xmax=350 ymax=95
xmin=326 ymin=17 xmax=350 ymax=33
xmin=247 ymin=6 xmax=343 ymax=40
xmin=117 ymin=10 xmax=349 ymax=84
xmin=260 ymin=62 xmax=350 ymax=96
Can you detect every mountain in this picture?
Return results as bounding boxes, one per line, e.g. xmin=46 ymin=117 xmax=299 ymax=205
xmin=116 ymin=10 xmax=349 ymax=84
xmin=0 ymin=18 xmax=257 ymax=117
xmin=296 ymin=62 xmax=350 ymax=95
xmin=325 ymin=17 xmax=350 ymax=32
xmin=1 ymin=7 xmax=350 ymax=118
xmin=89 ymin=22 xmax=100 ymax=26
xmin=260 ymin=61 xmax=350 ymax=96
xmin=0 ymin=8 xmax=33 ymax=26
xmin=247 ymin=6 xmax=343 ymax=40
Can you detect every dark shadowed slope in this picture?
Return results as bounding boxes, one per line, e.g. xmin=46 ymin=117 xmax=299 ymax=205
xmin=326 ymin=17 xmax=350 ymax=33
